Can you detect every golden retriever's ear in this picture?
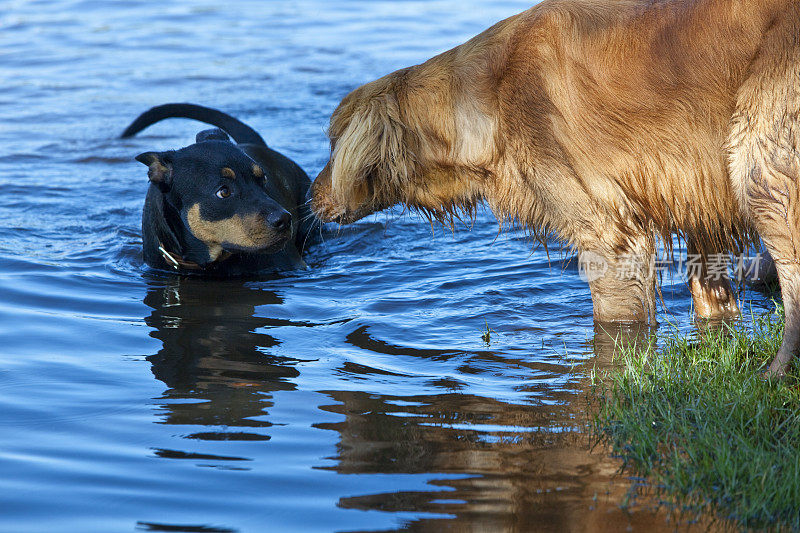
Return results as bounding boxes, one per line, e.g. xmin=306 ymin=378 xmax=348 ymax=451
xmin=330 ymin=94 xmax=417 ymax=208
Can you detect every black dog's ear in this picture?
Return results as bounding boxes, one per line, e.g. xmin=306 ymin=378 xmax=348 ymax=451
xmin=196 ymin=128 xmax=231 ymax=143
xmin=135 ymin=151 xmax=173 ymax=192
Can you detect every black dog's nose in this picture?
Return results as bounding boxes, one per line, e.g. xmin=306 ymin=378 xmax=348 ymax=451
xmin=268 ymin=211 xmax=291 ymax=232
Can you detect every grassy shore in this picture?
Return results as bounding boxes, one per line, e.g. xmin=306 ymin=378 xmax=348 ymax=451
xmin=590 ymin=306 xmax=800 ymax=530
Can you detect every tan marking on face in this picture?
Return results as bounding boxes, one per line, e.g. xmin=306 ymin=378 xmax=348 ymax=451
xmin=252 ymin=164 xmax=264 ymax=179
xmin=186 ymin=204 xmax=284 ymax=251
xmin=221 ymin=167 xmax=236 ymax=180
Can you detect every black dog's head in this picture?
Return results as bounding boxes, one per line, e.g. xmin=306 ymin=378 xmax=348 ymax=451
xmin=137 ymin=131 xmax=292 ymax=268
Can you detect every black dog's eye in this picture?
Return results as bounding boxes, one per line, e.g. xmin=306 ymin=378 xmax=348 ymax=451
xmin=216 ymin=186 xmax=231 ymax=199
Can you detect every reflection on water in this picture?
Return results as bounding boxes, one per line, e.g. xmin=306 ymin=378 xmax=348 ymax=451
xmin=144 ymin=278 xmax=297 ymax=443
xmin=141 ymin=278 xmax=674 ymax=531
xmin=319 ymin=325 xmax=669 ymax=532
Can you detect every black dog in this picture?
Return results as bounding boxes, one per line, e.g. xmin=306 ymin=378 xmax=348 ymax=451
xmin=122 ymin=103 xmax=314 ymax=275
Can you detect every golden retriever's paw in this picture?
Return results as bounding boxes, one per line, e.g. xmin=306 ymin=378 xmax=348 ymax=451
xmin=763 ymin=353 xmax=793 ymax=380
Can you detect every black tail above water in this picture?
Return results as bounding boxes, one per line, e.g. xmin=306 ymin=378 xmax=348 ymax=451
xmin=120 ymin=103 xmax=267 ymax=146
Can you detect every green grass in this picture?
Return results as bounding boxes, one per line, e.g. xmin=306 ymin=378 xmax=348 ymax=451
xmin=481 ymin=318 xmax=496 ymax=345
xmin=590 ymin=307 xmax=800 ymax=531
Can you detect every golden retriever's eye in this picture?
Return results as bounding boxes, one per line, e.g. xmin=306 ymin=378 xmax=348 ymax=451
xmin=216 ymin=186 xmax=231 ymax=199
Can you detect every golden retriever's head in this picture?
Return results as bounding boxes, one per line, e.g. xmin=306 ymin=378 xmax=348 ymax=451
xmin=311 ymin=73 xmax=422 ymax=224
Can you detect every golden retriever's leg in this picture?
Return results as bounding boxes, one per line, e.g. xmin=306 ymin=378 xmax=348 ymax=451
xmin=765 ymin=262 xmax=800 ymax=377
xmin=580 ymin=235 xmax=657 ymax=325
xmin=742 ymin=175 xmax=800 ymax=379
xmin=728 ymin=8 xmax=800 ymax=377
xmin=745 ymin=189 xmax=800 ymax=379
xmin=686 ymin=242 xmax=740 ymax=320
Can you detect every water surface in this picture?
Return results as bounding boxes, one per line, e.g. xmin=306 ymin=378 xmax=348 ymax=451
xmin=0 ymin=1 xmax=773 ymax=531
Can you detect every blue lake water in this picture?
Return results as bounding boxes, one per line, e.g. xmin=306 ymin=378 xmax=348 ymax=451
xmin=0 ymin=1 xmax=775 ymax=531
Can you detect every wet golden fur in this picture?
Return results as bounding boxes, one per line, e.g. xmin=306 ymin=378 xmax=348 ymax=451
xmin=312 ymin=0 xmax=800 ymax=376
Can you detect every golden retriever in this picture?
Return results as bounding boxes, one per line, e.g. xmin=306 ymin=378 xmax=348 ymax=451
xmin=311 ymin=0 xmax=800 ymax=377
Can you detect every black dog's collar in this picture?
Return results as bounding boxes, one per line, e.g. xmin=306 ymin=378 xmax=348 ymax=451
xmin=157 ymin=240 xmax=232 ymax=272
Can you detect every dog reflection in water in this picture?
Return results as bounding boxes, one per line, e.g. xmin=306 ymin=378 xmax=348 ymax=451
xmin=314 ymin=323 xmax=671 ymax=530
xmin=143 ymin=276 xmax=298 ymax=442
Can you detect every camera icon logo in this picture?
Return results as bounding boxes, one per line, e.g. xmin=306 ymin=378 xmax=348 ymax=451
xmin=578 ymin=251 xmax=609 ymax=282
